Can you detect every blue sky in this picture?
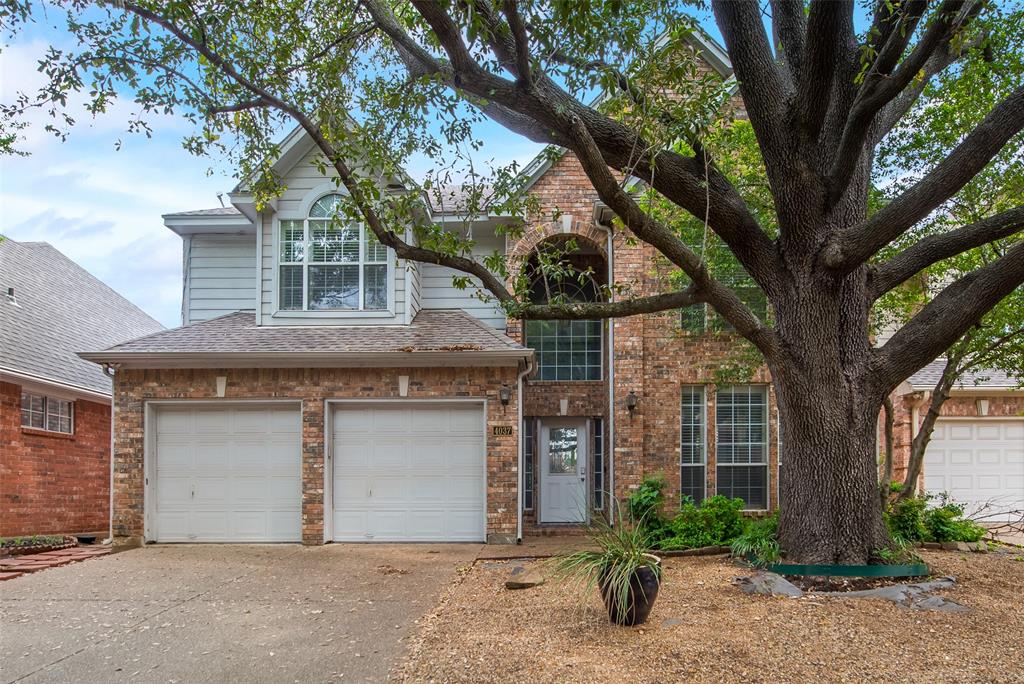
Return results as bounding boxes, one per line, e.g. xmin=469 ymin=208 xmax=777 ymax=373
xmin=0 ymin=7 xmax=861 ymax=328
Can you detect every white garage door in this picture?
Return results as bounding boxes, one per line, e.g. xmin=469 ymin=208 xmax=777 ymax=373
xmin=924 ymin=419 xmax=1024 ymax=519
xmin=331 ymin=403 xmax=486 ymax=542
xmin=153 ymin=405 xmax=302 ymax=542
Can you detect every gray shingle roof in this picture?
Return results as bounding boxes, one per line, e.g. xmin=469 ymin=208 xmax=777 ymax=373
xmin=908 ymin=359 xmax=1021 ymax=390
xmin=162 ymin=206 xmax=242 ymax=218
xmin=0 ymin=239 xmax=164 ymax=395
xmin=87 ymin=309 xmax=526 ymax=357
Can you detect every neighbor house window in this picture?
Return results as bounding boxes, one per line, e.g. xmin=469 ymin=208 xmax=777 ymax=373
xmin=524 ymin=320 xmax=602 ymax=380
xmin=680 ymin=386 xmax=706 ymax=505
xmin=20 ymin=392 xmax=73 ymax=434
xmin=279 ymin=193 xmax=389 ymax=311
xmin=715 ymin=385 xmax=768 ymax=510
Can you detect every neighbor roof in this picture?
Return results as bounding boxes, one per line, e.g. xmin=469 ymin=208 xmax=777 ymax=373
xmin=0 ymin=238 xmax=164 ymax=396
xmin=80 ymin=310 xmax=530 ymax=368
xmin=162 ymin=206 xmax=242 ymax=218
xmin=907 ymin=359 xmax=1021 ymax=391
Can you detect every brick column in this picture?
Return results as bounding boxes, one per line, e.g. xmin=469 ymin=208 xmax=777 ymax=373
xmin=300 ymin=397 xmax=325 ymax=545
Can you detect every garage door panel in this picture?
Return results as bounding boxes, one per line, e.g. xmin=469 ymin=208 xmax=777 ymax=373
xmin=332 ymin=404 xmax=485 ymax=542
xmin=925 ymin=418 xmax=1024 ymax=521
xmin=153 ymin=405 xmax=301 ymax=542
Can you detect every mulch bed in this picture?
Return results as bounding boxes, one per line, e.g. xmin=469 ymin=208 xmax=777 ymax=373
xmin=396 ymin=549 xmax=1024 ymax=683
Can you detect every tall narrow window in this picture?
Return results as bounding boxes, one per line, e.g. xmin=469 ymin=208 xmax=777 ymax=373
xmin=680 ymin=386 xmax=706 ymax=504
xmin=278 ymin=193 xmax=389 ymax=312
xmin=715 ymin=385 xmax=768 ymax=510
xmin=593 ymin=418 xmax=604 ymax=510
xmin=523 ymin=418 xmax=535 ymax=511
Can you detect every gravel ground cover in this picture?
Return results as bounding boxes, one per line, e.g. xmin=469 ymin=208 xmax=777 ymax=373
xmin=397 ymin=549 xmax=1024 ymax=683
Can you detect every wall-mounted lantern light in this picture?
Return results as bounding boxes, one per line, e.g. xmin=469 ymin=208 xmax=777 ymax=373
xmin=626 ymin=390 xmax=639 ymax=416
xmin=499 ymin=384 xmax=512 ymax=406
xmin=976 ymin=398 xmax=990 ymax=416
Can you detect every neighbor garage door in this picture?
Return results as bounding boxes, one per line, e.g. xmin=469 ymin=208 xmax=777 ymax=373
xmin=331 ymin=403 xmax=485 ymax=542
xmin=152 ymin=404 xmax=302 ymax=542
xmin=923 ymin=418 xmax=1024 ymax=519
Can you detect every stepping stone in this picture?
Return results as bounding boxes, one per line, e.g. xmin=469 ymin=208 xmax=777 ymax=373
xmin=0 ymin=572 xmax=24 ymax=581
xmin=505 ymin=565 xmax=546 ymax=590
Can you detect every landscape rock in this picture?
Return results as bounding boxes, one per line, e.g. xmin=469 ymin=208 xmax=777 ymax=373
xmin=733 ymin=571 xmax=803 ymax=597
xmin=505 ymin=566 xmax=545 ymax=590
xmin=822 ymin=577 xmax=968 ymax=612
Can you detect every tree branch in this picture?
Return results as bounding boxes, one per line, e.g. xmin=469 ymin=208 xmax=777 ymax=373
xmin=871 ymin=240 xmax=1024 ymax=393
xmin=502 ymin=0 xmax=533 ymax=87
xmin=827 ymin=0 xmax=979 ymax=204
xmin=206 ymin=98 xmax=270 ymax=115
xmin=520 ymin=288 xmax=701 ymax=320
xmin=871 ymin=205 xmax=1024 ymax=298
xmin=564 ymin=113 xmax=779 ymax=357
xmin=769 ymin=0 xmax=806 ymax=77
xmin=827 ymin=84 xmax=1024 ymax=273
xmin=796 ymin=0 xmax=853 ymax=145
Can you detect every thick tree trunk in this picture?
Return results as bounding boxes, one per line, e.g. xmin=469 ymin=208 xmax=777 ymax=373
xmin=768 ymin=266 xmax=891 ymax=565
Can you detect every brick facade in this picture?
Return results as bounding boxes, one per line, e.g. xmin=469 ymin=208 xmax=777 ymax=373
xmin=111 ymin=367 xmax=519 ymax=545
xmin=0 ymin=381 xmax=110 ymax=537
xmin=511 ymin=150 xmax=781 ymax=517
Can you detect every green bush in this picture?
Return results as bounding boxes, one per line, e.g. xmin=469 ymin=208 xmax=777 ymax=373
xmin=0 ymin=535 xmax=66 ymax=548
xmin=884 ymin=492 xmax=987 ymax=544
xmin=923 ymin=501 xmax=987 ymax=543
xmin=627 ymin=473 xmax=670 ymax=541
xmin=885 ymin=496 xmax=929 ymax=542
xmin=730 ymin=513 xmax=780 ymax=565
xmin=658 ymin=495 xmax=746 ymax=550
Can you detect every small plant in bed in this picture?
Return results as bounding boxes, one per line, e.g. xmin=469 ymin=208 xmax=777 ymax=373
xmin=884 ymin=492 xmax=988 ymax=544
xmin=550 ymin=507 xmax=662 ymax=626
xmin=626 ymin=474 xmax=747 ymax=551
xmin=0 ymin=535 xmax=74 ymax=556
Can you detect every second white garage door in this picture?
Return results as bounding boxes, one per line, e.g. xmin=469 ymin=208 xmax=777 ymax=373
xmin=331 ymin=403 xmax=486 ymax=542
xmin=924 ymin=418 xmax=1024 ymax=519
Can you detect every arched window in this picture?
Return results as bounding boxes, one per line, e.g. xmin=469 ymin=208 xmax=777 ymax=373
xmin=523 ymin=237 xmax=605 ymax=381
xmin=278 ymin=194 xmax=389 ymax=311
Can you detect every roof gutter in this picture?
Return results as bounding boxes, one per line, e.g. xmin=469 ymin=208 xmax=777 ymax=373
xmin=78 ymin=349 xmax=534 ymax=369
xmin=0 ymin=366 xmax=112 ymax=403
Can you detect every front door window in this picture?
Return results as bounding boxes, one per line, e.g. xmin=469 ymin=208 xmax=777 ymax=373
xmin=539 ymin=419 xmax=588 ymax=523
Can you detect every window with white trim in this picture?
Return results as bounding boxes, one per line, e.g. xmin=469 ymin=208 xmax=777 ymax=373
xmin=680 ymin=386 xmax=706 ymax=504
xmin=279 ymin=193 xmax=389 ymax=311
xmin=715 ymin=385 xmax=768 ymax=510
xmin=20 ymin=391 xmax=73 ymax=434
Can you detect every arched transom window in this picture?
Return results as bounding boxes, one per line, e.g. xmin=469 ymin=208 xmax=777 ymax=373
xmin=278 ymin=194 xmax=389 ymax=311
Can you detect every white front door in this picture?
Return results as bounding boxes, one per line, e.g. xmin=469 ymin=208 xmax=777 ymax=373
xmin=924 ymin=418 xmax=1024 ymax=520
xmin=540 ymin=419 xmax=588 ymax=523
xmin=331 ymin=403 xmax=486 ymax=542
xmin=152 ymin=404 xmax=302 ymax=542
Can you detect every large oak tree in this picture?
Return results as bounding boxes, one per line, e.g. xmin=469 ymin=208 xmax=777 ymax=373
xmin=3 ymin=0 xmax=1022 ymax=563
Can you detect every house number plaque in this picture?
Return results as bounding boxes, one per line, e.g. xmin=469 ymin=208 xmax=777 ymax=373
xmin=492 ymin=425 xmax=514 ymax=436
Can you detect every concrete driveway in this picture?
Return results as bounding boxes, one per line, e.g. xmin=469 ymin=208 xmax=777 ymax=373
xmin=1 ymin=543 xmax=481 ymax=683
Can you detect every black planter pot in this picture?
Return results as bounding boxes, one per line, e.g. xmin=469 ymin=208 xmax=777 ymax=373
xmin=599 ymin=555 xmax=661 ymax=626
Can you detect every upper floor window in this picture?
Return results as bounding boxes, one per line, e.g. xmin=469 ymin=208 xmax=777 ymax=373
xmin=21 ymin=391 xmax=73 ymax=434
xmin=522 ymin=237 xmax=605 ymax=381
xmin=681 ymin=274 xmax=768 ymax=333
xmin=279 ymin=194 xmax=389 ymax=311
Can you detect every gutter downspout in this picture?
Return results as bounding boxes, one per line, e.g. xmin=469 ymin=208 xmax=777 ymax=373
xmin=516 ymin=356 xmax=535 ymax=543
xmin=594 ymin=219 xmax=615 ymax=521
xmin=102 ymin=363 xmax=117 ymax=544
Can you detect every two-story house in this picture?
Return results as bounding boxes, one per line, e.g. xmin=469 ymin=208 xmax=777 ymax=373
xmin=80 ymin=32 xmax=1022 ymax=547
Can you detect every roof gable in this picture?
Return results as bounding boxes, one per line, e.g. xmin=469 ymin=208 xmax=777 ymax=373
xmin=0 ymin=238 xmax=164 ymax=395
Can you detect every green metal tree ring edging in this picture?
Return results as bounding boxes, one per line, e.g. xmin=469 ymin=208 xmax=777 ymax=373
xmin=761 ymin=561 xmax=931 ymax=578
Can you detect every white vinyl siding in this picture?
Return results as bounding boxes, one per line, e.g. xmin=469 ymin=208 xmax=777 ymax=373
xmin=420 ymin=233 xmax=506 ymax=329
xmin=184 ymin=234 xmax=258 ymax=324
xmin=259 ymin=148 xmax=408 ymax=325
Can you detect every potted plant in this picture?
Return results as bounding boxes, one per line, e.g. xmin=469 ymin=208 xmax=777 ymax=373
xmin=551 ymin=507 xmax=662 ymax=626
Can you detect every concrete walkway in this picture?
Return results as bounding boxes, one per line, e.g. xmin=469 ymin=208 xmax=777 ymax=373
xmin=0 ymin=543 xmax=481 ymax=683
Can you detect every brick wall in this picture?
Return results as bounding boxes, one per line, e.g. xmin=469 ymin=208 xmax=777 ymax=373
xmin=111 ymin=366 xmax=519 ymax=545
xmin=0 ymin=380 xmax=110 ymax=537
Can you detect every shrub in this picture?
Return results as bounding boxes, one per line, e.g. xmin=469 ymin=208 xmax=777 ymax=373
xmin=923 ymin=500 xmax=987 ymax=543
xmin=0 ymin=535 xmax=66 ymax=549
xmin=730 ymin=513 xmax=780 ymax=565
xmin=658 ymin=495 xmax=746 ymax=550
xmin=885 ymin=496 xmax=928 ymax=542
xmin=627 ymin=473 xmax=670 ymax=541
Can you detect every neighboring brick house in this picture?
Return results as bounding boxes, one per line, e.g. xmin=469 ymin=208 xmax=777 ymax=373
xmin=0 ymin=239 xmax=163 ymax=538
xmin=79 ymin=31 xmax=1020 ymax=547
xmin=888 ymin=363 xmax=1023 ymax=518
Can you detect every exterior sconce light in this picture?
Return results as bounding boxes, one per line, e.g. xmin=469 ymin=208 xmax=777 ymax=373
xmin=499 ymin=384 xmax=512 ymax=406
xmin=626 ymin=390 xmax=639 ymax=416
xmin=976 ymin=398 xmax=990 ymax=416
